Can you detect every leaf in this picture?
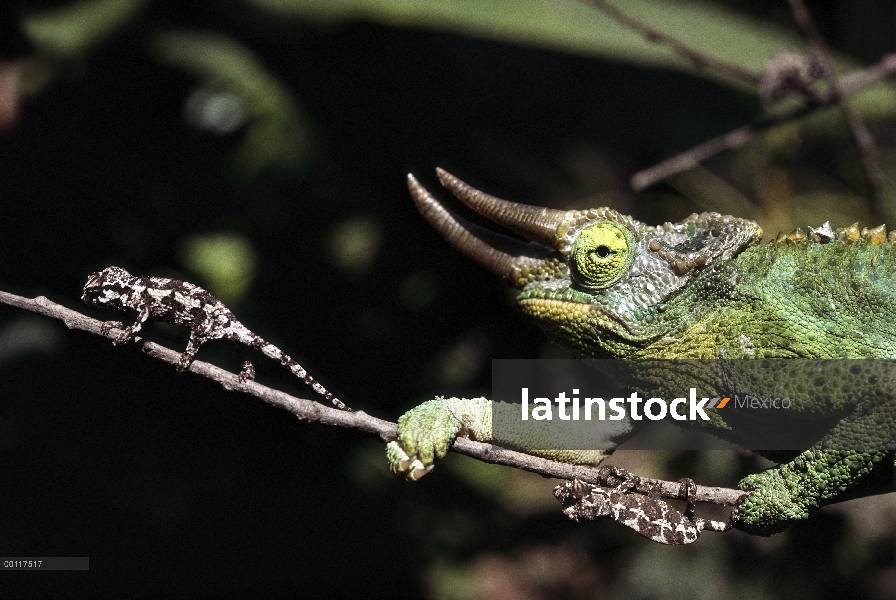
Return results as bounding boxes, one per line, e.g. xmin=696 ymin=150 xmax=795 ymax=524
xmin=179 ymin=232 xmax=257 ymax=304
xmin=244 ymin=0 xmax=783 ymax=86
xmin=153 ymin=31 xmax=313 ymax=177
xmin=243 ymin=0 xmax=896 ymax=119
xmin=22 ymin=0 xmax=147 ymax=58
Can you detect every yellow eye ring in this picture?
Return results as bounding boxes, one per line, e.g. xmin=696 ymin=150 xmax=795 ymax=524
xmin=570 ymin=221 xmax=635 ymax=290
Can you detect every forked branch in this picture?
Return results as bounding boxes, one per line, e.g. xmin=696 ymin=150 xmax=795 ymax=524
xmin=630 ymin=54 xmax=896 ymax=192
xmin=581 ymin=0 xmax=894 ymax=200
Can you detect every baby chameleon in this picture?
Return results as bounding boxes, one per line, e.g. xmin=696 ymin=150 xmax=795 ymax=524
xmin=82 ymin=266 xmax=348 ymax=411
xmin=554 ymin=466 xmax=732 ymax=545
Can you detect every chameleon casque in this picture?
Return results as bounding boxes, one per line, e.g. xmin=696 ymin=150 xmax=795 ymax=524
xmin=386 ymin=168 xmax=896 ymax=537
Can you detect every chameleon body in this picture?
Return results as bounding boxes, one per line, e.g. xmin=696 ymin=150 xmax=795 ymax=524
xmin=386 ymin=169 xmax=896 ymax=536
xmin=554 ymin=466 xmax=731 ymax=545
xmin=82 ymin=266 xmax=347 ymax=410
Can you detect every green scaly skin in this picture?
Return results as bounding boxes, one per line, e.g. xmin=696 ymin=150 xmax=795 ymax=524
xmin=387 ymin=173 xmax=896 ymax=536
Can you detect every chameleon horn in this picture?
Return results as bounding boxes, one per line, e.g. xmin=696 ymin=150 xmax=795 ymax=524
xmin=436 ymin=168 xmax=565 ymax=249
xmin=408 ymin=174 xmax=548 ymax=280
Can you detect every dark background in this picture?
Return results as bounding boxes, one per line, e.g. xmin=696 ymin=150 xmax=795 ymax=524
xmin=1 ymin=1 xmax=895 ymax=598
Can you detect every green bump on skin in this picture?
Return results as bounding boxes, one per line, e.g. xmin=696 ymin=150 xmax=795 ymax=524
xmin=393 ymin=171 xmax=896 ymax=536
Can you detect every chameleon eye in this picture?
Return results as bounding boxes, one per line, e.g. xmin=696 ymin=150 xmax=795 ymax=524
xmin=570 ymin=221 xmax=635 ymax=290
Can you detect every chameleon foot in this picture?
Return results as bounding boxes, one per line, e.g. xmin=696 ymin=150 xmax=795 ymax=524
xmin=386 ymin=441 xmax=432 ymax=481
xmin=238 ymin=360 xmax=256 ymax=383
xmin=100 ymin=320 xmax=123 ymax=338
xmin=387 ymin=398 xmax=463 ymax=480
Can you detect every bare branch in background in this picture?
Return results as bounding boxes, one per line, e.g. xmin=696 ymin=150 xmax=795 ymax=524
xmin=580 ymin=0 xmax=762 ymax=86
xmin=588 ymin=0 xmax=891 ymax=204
xmin=786 ymin=0 xmax=886 ymax=219
xmin=631 ymin=53 xmax=896 ymax=192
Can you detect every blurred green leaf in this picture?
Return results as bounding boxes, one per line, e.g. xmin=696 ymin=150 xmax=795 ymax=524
xmin=153 ymin=30 xmax=313 ymax=177
xmin=244 ymin=0 xmax=896 ymax=120
xmin=179 ymin=232 xmax=257 ymax=304
xmin=327 ymin=216 xmax=383 ymax=275
xmin=22 ymin=0 xmax=147 ymax=58
xmin=248 ymin=0 xmax=784 ymax=80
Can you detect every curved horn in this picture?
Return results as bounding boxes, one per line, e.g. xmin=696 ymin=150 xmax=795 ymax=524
xmin=408 ymin=174 xmax=548 ymax=280
xmin=436 ymin=168 xmax=566 ymax=249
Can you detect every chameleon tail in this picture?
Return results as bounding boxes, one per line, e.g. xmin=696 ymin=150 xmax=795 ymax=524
xmin=254 ymin=338 xmax=350 ymax=411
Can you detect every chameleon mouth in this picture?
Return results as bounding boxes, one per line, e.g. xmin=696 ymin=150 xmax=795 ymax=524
xmin=406 ymin=169 xmax=563 ymax=284
xmin=517 ymin=289 xmax=650 ymax=345
xmin=517 ymin=287 xmax=594 ymax=304
xmin=515 ymin=294 xmax=634 ymax=353
xmin=517 ymin=294 xmax=593 ymax=327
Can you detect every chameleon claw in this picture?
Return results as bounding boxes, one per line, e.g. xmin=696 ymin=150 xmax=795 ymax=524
xmin=100 ymin=320 xmax=123 ymax=337
xmin=238 ymin=360 xmax=256 ymax=383
xmin=386 ymin=441 xmax=434 ymax=481
xmin=175 ymin=355 xmax=191 ymax=372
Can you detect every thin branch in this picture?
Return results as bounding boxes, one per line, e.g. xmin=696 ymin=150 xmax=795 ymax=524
xmin=580 ymin=0 xmax=761 ymax=86
xmin=786 ymin=0 xmax=885 ymax=219
xmin=0 ymin=288 xmax=746 ymax=506
xmin=631 ymin=53 xmax=896 ymax=191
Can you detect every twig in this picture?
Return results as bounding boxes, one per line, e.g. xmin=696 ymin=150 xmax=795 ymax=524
xmin=786 ymin=0 xmax=885 ymax=219
xmin=0 ymin=288 xmax=746 ymax=506
xmin=580 ymin=0 xmax=761 ymax=85
xmin=631 ymin=53 xmax=896 ymax=191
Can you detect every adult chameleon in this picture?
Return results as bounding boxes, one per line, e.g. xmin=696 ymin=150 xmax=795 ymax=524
xmin=386 ymin=168 xmax=896 ymax=536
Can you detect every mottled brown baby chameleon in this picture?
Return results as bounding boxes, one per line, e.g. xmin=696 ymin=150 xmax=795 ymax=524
xmin=82 ymin=266 xmax=348 ymax=410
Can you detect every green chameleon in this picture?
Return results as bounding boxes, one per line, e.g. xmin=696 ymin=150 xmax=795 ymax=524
xmin=386 ymin=168 xmax=896 ymax=536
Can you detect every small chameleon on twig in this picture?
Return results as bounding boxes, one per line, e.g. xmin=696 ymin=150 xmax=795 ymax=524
xmin=554 ymin=466 xmax=732 ymax=544
xmin=82 ymin=266 xmax=349 ymax=411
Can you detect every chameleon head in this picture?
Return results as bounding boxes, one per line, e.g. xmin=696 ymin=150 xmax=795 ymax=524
xmin=408 ymin=169 xmax=763 ymax=357
xmin=81 ymin=266 xmax=135 ymax=310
